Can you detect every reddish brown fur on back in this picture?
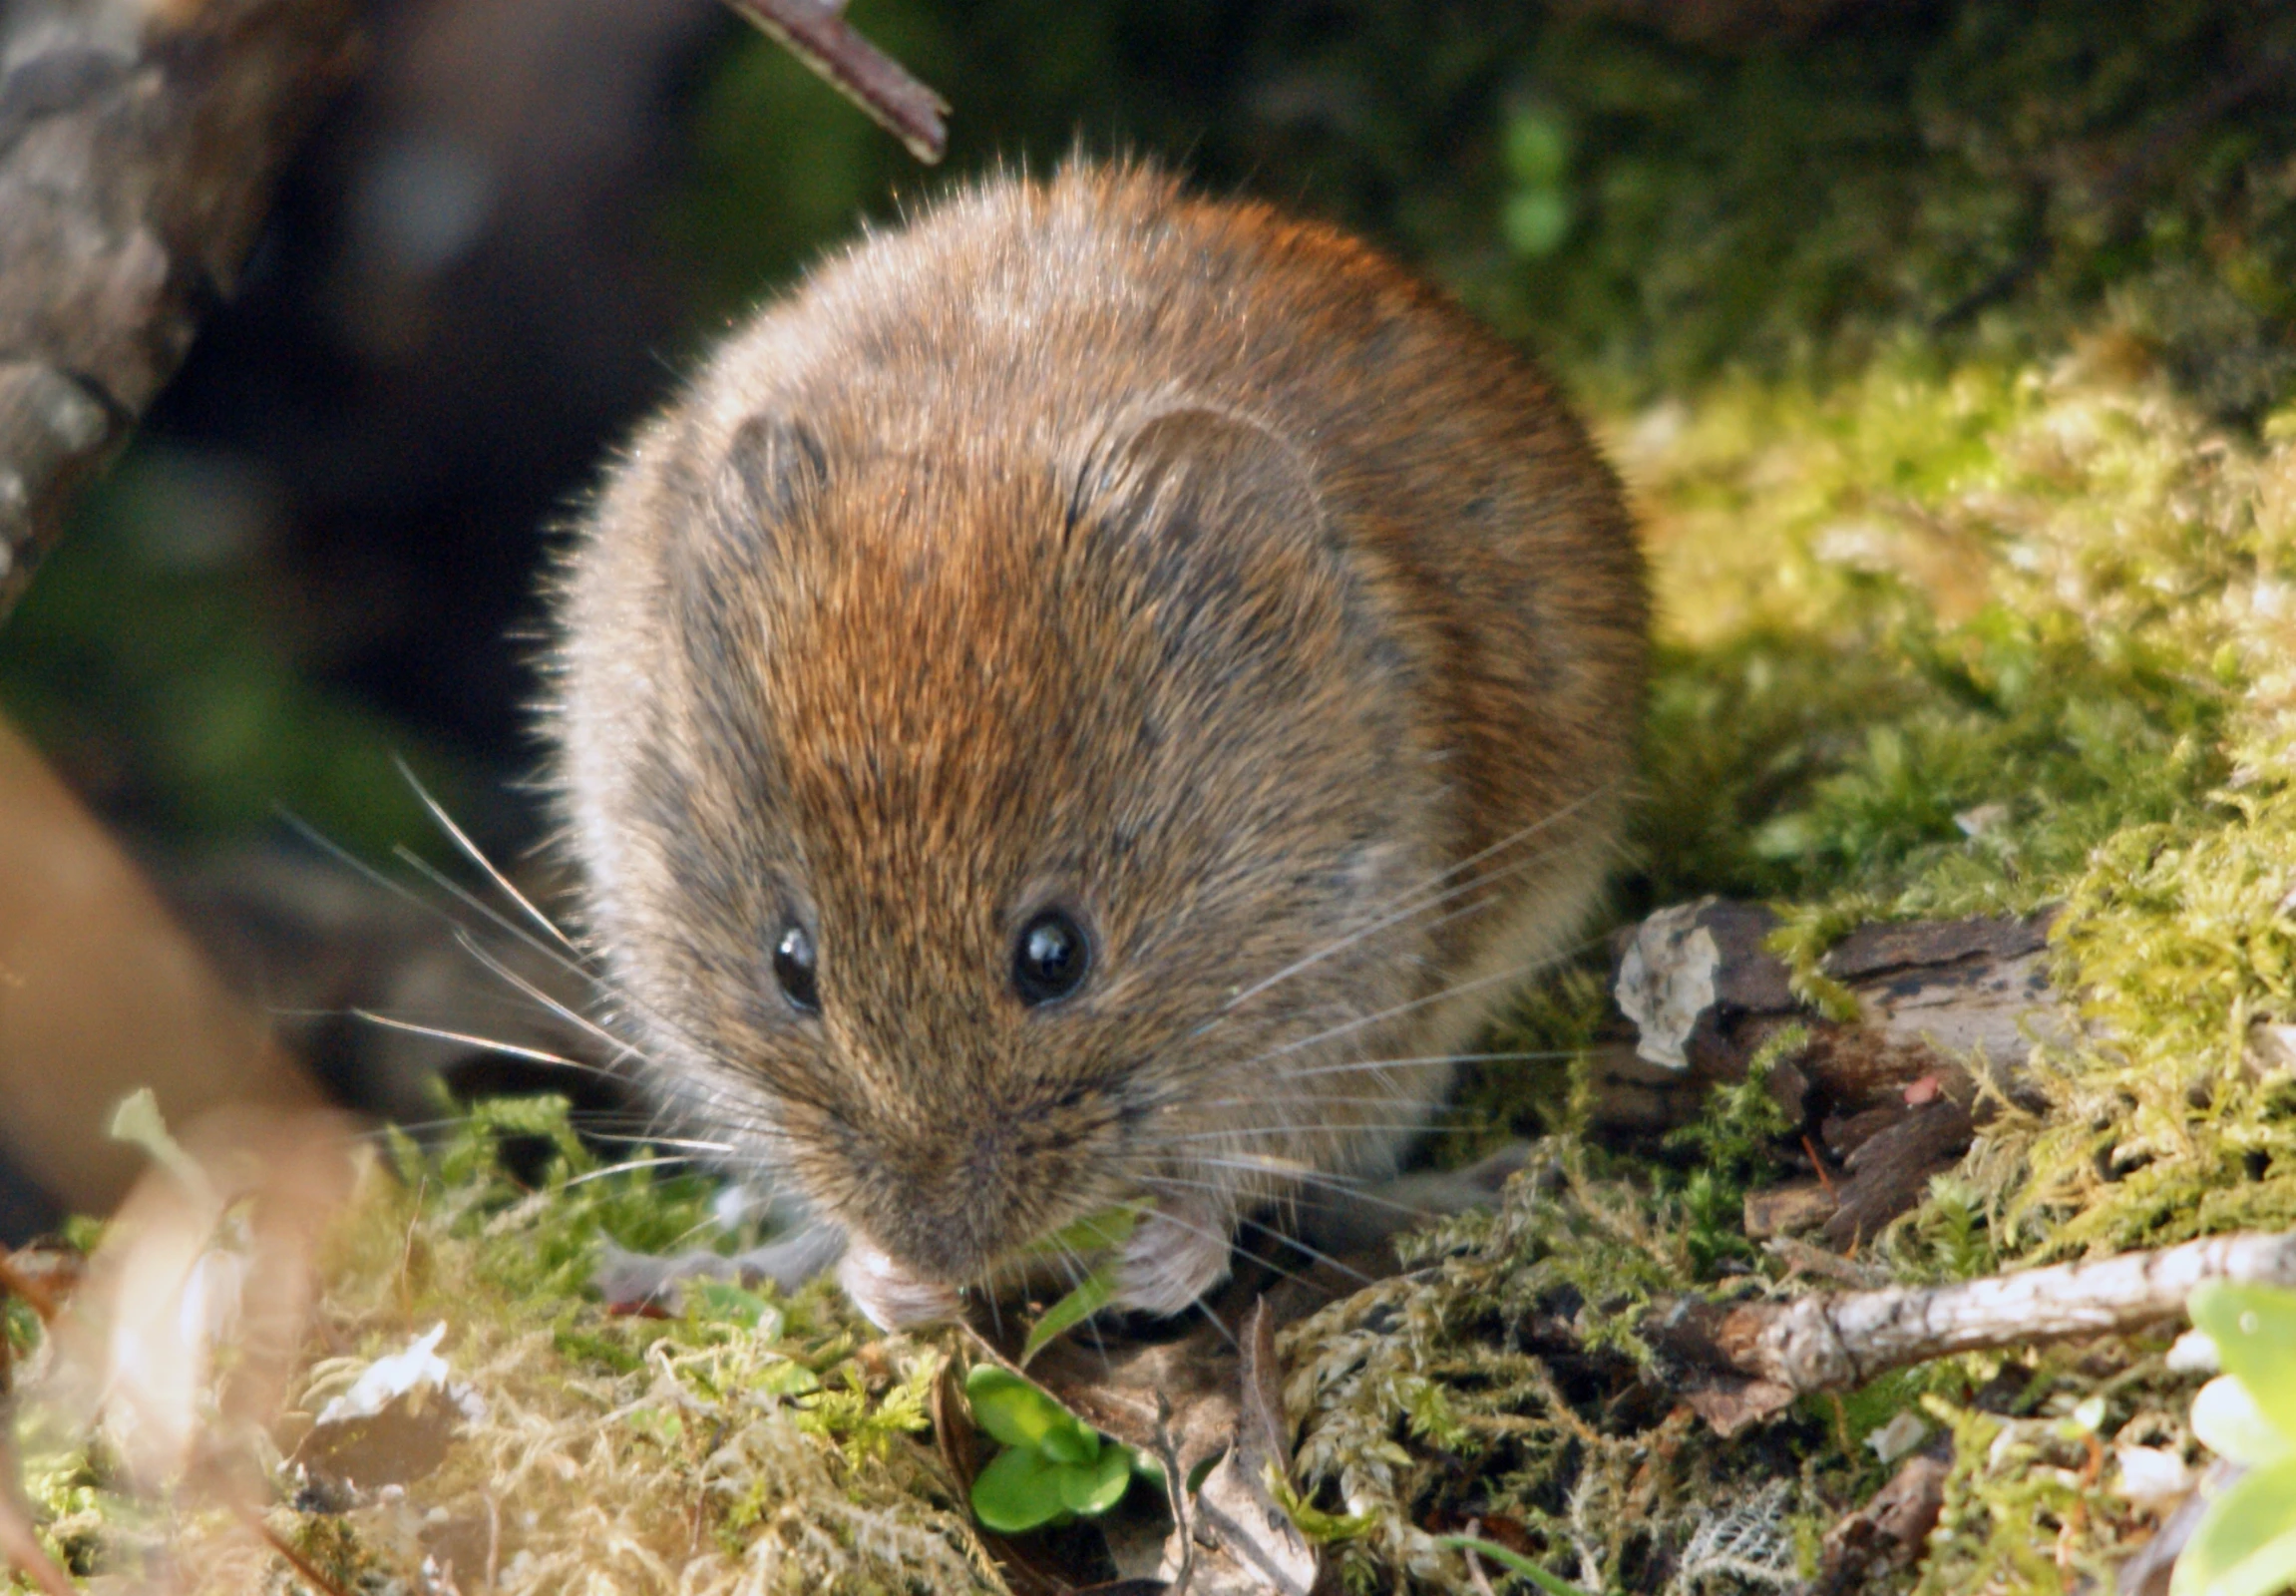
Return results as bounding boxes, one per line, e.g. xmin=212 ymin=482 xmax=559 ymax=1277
xmin=549 ymin=164 xmax=1646 ymax=1316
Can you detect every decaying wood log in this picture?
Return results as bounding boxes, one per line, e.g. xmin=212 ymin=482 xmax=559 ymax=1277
xmin=1645 ymin=1226 xmax=2296 ymax=1435
xmin=1603 ymin=897 xmax=2069 ymax=1124
xmin=1598 ymin=896 xmax=2075 ymax=1242
xmin=0 ymin=0 xmax=361 ymax=621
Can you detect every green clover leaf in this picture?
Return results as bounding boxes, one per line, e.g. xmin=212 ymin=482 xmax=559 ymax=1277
xmin=2171 ymin=1456 xmax=2296 ymax=1596
xmin=2191 ymin=1283 xmax=2296 ymax=1441
xmin=971 ymin=1443 xmax=1067 ymax=1533
xmin=963 ymin=1363 xmax=1139 ymax=1533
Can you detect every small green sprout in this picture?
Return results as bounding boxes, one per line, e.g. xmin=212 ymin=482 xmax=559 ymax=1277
xmin=1017 ymin=1202 xmax=1143 ymax=1368
xmin=963 ymin=1364 xmax=1157 ymax=1534
xmin=1436 ymin=1534 xmax=1601 ymax=1596
xmin=2176 ymin=1281 xmax=2296 ymax=1596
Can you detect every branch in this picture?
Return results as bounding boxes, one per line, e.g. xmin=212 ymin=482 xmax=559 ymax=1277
xmin=721 ymin=0 xmax=949 ymax=164
xmin=0 ymin=0 xmax=360 ymax=622
xmin=1647 ymin=1228 xmax=2296 ymax=1434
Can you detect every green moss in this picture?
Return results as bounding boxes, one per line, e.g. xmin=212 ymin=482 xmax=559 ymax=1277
xmin=1283 ymin=1130 xmax=1827 ymax=1593
xmin=1294 ymin=342 xmax=2296 ymax=1588
xmin=13 ymin=1099 xmax=999 ymax=1595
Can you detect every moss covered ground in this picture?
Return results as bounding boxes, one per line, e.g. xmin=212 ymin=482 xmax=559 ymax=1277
xmin=10 ymin=329 xmax=2296 ymax=1595
xmin=13 ymin=3 xmax=2296 ymax=1587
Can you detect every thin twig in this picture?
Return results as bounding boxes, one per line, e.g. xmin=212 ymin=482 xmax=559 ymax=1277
xmin=1652 ymin=1226 xmax=2296 ymax=1434
xmin=718 ymin=0 xmax=949 ymax=163
xmin=1461 ymin=1520 xmax=1499 ymax=1596
xmin=1153 ymin=1393 xmax=1196 ymax=1596
xmin=233 ymin=1502 xmax=355 ymax=1596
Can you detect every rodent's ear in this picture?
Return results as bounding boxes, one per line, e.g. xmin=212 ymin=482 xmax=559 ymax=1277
xmin=1073 ymin=405 xmax=1326 ymax=560
xmin=715 ymin=413 xmax=830 ymax=533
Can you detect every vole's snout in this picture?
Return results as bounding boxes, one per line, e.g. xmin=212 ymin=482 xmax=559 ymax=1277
xmin=835 ymin=1114 xmax=1057 ymax=1287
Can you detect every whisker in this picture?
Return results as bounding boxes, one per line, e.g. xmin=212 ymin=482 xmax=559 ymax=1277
xmin=1275 ymin=1047 xmax=1583 ymax=1081
xmin=275 ymin=805 xmax=686 ymax=1074
xmin=395 ymin=755 xmax=577 ymax=951
xmin=1149 ymin=1160 xmax=1454 ymax=1225
xmin=1229 ymin=1212 xmax=1371 ymax=1286
xmin=563 ymin=1155 xmax=688 ymax=1188
xmin=1161 ymin=1123 xmax=1489 ymax=1144
xmin=344 ymin=1010 xmax=618 ymax=1077
xmin=1041 ymin=1238 xmax=1115 ymax=1377
xmin=1233 ymin=934 xmax=1608 ymax=1074
xmin=571 ymin=1132 xmax=736 ymax=1155
xmin=1117 ymin=1191 xmax=1339 ymax=1299
xmin=1185 ymin=1093 xmax=1481 ymax=1112
xmin=395 ymin=845 xmax=625 ymax=1010
xmin=447 ymin=929 xmax=644 ymax=1070
xmin=276 ymin=808 xmax=717 ymax=1090
xmin=1214 ymin=783 xmax=1617 ymax=1020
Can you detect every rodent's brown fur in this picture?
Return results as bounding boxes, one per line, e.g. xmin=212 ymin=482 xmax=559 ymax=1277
xmin=549 ymin=165 xmax=1646 ymax=1327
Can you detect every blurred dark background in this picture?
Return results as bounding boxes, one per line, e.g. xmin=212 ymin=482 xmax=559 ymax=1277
xmin=9 ymin=0 xmax=2295 ymax=867
xmin=0 ymin=0 xmax=2292 ymax=1175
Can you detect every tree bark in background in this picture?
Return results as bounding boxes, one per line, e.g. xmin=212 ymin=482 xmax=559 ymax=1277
xmin=0 ymin=0 xmax=362 ymax=623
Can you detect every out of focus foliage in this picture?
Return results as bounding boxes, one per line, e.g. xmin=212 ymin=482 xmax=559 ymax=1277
xmin=687 ymin=0 xmax=2296 ymax=411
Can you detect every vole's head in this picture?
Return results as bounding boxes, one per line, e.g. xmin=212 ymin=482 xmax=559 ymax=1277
xmin=555 ymin=402 xmax=1444 ymax=1326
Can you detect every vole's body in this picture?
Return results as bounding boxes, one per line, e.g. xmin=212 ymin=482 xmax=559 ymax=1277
xmin=552 ymin=167 xmax=1645 ymax=1328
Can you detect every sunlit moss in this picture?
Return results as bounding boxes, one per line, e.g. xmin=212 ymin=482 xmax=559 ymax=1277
xmin=14 ymin=1102 xmax=997 ymax=1595
xmin=1282 ymin=347 xmax=2296 ymax=1589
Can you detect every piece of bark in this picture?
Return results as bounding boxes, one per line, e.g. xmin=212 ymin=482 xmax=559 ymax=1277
xmin=1820 ymin=1097 xmax=1976 ymax=1248
xmin=1814 ymin=1451 xmax=1950 ymax=1592
xmin=1763 ymin=1235 xmax=1890 ymax=1289
xmin=1743 ymin=1181 xmax=1837 ymax=1241
xmin=1646 ymin=1227 xmax=2296 ymax=1435
xmin=0 ymin=0 xmax=361 ymax=620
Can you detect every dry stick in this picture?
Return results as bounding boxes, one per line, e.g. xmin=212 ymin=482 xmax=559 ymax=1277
xmin=1152 ymin=1394 xmax=1197 ymax=1596
xmin=720 ymin=0 xmax=950 ymax=164
xmin=1659 ymin=1228 xmax=2296 ymax=1430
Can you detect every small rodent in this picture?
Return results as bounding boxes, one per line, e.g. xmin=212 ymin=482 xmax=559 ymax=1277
xmin=550 ymin=165 xmax=1646 ymax=1329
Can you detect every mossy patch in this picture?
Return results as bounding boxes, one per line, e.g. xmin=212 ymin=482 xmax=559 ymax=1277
xmin=13 ymin=345 xmax=2295 ymax=1596
xmin=1276 ymin=347 xmax=2296 ymax=1591
xmin=12 ymin=1101 xmax=1000 ymax=1595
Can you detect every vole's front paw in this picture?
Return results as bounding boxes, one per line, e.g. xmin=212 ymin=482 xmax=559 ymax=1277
xmin=1115 ymin=1201 xmax=1235 ymax=1317
xmin=839 ymin=1240 xmax=965 ymax=1329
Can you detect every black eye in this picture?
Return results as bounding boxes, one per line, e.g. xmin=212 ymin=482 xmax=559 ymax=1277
xmin=773 ymin=924 xmax=820 ymax=1012
xmin=1012 ymin=910 xmax=1090 ymax=1006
